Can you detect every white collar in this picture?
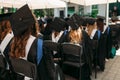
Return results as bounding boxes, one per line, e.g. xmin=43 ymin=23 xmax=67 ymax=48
xmin=0 ymin=32 xmax=14 ymax=55
xmin=90 ymin=29 xmax=97 ymax=39
xmin=102 ymin=25 xmax=107 ymax=33
xmin=21 ymin=35 xmax=36 ymax=60
xmin=52 ymin=31 xmax=64 ymax=43
xmin=38 ymin=32 xmax=43 ymax=36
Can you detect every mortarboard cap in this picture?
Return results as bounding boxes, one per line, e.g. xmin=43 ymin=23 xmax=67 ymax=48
xmin=46 ymin=18 xmax=53 ymax=24
xmin=10 ymin=4 xmax=36 ymax=36
xmin=67 ymin=14 xmax=83 ymax=30
xmin=71 ymin=14 xmax=84 ymax=26
xmin=97 ymin=15 xmax=105 ymax=22
xmin=82 ymin=17 xmax=88 ymax=26
xmin=0 ymin=13 xmax=12 ymax=22
xmin=86 ymin=17 xmax=96 ymax=25
xmin=51 ymin=17 xmax=66 ymax=32
xmin=67 ymin=18 xmax=79 ymax=30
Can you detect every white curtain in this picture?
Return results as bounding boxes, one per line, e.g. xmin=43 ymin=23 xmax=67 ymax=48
xmin=0 ymin=0 xmax=66 ymax=9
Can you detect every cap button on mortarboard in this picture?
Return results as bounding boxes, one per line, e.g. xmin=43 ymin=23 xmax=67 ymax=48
xmin=19 ymin=18 xmax=22 ymax=21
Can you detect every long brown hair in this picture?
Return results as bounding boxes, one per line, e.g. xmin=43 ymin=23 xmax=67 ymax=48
xmin=87 ymin=22 xmax=97 ymax=36
xmin=69 ymin=28 xmax=82 ymax=44
xmin=0 ymin=20 xmax=12 ymax=43
xmin=10 ymin=24 xmax=38 ymax=58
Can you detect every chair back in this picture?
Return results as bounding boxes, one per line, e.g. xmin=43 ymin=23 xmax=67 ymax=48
xmin=61 ymin=43 xmax=82 ymax=80
xmin=0 ymin=56 xmax=37 ymax=80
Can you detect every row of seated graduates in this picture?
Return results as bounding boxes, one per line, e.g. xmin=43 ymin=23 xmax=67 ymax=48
xmin=42 ymin=14 xmax=93 ymax=80
xmin=0 ymin=4 xmax=65 ymax=80
xmin=41 ymin=14 xmax=113 ymax=80
xmin=0 ymin=5 xmax=112 ymax=80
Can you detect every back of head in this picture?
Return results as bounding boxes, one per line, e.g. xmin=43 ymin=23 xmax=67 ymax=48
xmin=87 ymin=17 xmax=96 ymax=26
xmin=10 ymin=4 xmax=36 ymax=36
xmin=67 ymin=14 xmax=82 ymax=30
xmin=67 ymin=14 xmax=83 ymax=43
xmin=96 ymin=16 xmax=105 ymax=32
xmin=0 ymin=13 xmax=12 ymax=42
xmin=9 ymin=4 xmax=37 ymax=58
xmin=96 ymin=16 xmax=105 ymax=23
xmin=51 ymin=17 xmax=67 ymax=32
xmin=0 ymin=13 xmax=12 ymax=22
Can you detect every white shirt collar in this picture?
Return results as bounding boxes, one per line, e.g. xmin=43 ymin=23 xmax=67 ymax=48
xmin=102 ymin=25 xmax=107 ymax=33
xmin=52 ymin=31 xmax=64 ymax=43
xmin=21 ymin=35 xmax=36 ymax=60
xmin=90 ymin=29 xmax=97 ymax=39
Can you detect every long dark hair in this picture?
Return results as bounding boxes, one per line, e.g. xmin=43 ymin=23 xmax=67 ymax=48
xmin=0 ymin=20 xmax=12 ymax=43
xmin=10 ymin=23 xmax=38 ymax=58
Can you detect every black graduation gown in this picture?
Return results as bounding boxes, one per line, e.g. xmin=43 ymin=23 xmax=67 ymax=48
xmin=92 ymin=30 xmax=105 ymax=71
xmin=0 ymin=41 xmax=11 ymax=79
xmin=43 ymin=25 xmax=53 ymax=40
xmin=81 ymin=30 xmax=93 ymax=80
xmin=103 ymin=27 xmax=112 ymax=59
xmin=110 ymin=24 xmax=120 ymax=49
xmin=27 ymin=39 xmax=52 ymax=80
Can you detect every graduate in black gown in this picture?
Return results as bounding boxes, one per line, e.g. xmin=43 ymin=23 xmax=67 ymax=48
xmin=45 ymin=17 xmax=68 ymax=43
xmin=43 ymin=18 xmax=53 ymax=40
xmin=43 ymin=17 xmax=69 ymax=61
xmin=0 ymin=13 xmax=13 ymax=53
xmin=9 ymin=4 xmax=54 ymax=80
xmin=86 ymin=18 xmax=105 ymax=71
xmin=65 ymin=14 xmax=93 ymax=80
xmin=36 ymin=19 xmax=44 ymax=39
xmin=38 ymin=19 xmax=45 ymax=35
xmin=97 ymin=16 xmax=112 ymax=60
xmin=0 ymin=13 xmax=14 ymax=80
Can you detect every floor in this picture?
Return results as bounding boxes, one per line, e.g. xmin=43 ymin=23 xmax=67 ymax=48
xmin=65 ymin=48 xmax=120 ymax=80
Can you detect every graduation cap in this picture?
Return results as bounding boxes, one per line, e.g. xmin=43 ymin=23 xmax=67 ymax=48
xmin=46 ymin=18 xmax=53 ymax=24
xmin=9 ymin=4 xmax=36 ymax=36
xmin=82 ymin=17 xmax=88 ymax=26
xmin=71 ymin=14 xmax=84 ymax=26
xmin=0 ymin=13 xmax=12 ymax=21
xmin=67 ymin=14 xmax=83 ymax=30
xmin=97 ymin=15 xmax=105 ymax=22
xmin=86 ymin=17 xmax=96 ymax=25
xmin=51 ymin=17 xmax=66 ymax=32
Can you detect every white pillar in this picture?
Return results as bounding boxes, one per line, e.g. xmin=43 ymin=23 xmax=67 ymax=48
xmin=106 ymin=0 xmax=109 ymax=26
xmin=64 ymin=2 xmax=68 ymax=17
xmin=98 ymin=4 xmax=106 ymax=17
xmin=54 ymin=8 xmax=59 ymax=17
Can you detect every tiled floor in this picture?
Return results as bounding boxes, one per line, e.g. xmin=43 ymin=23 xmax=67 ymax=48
xmin=91 ymin=56 xmax=120 ymax=80
xmin=65 ymin=49 xmax=120 ymax=80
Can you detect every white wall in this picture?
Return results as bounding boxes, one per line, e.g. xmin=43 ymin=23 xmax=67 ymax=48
xmin=84 ymin=6 xmax=92 ymax=15
xmin=54 ymin=8 xmax=59 ymax=17
xmin=54 ymin=3 xmax=79 ymax=18
xmin=68 ymin=3 xmax=79 ymax=13
xmin=54 ymin=8 xmax=65 ymax=18
xmin=98 ymin=4 xmax=106 ymax=17
xmin=54 ymin=3 xmax=107 ymax=17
